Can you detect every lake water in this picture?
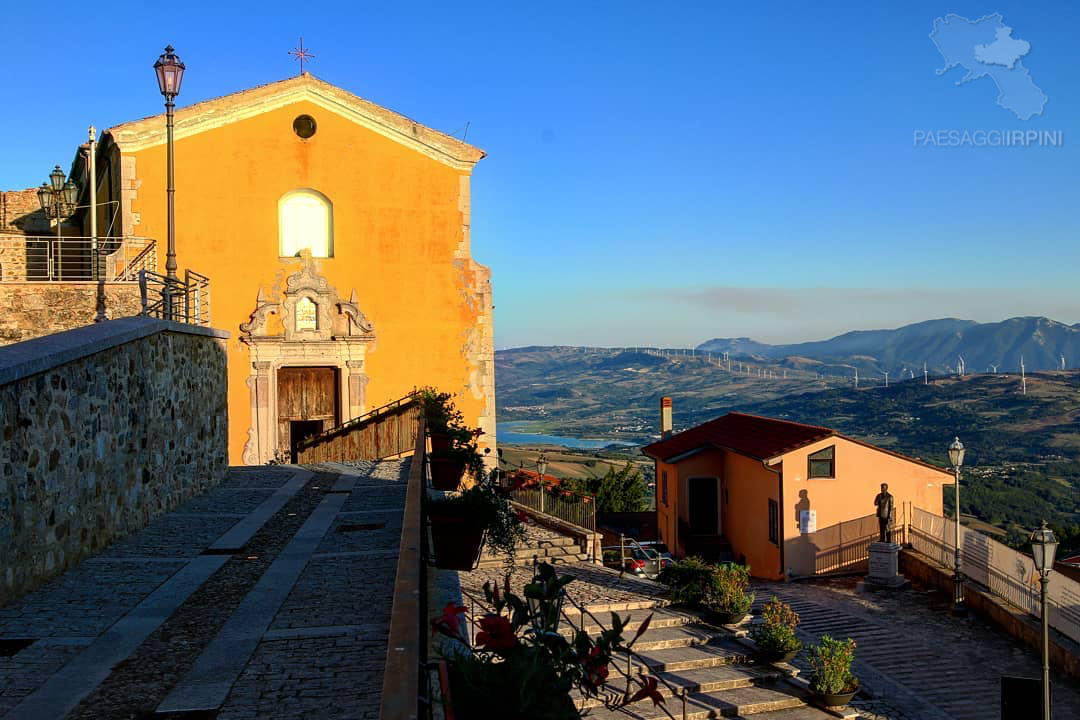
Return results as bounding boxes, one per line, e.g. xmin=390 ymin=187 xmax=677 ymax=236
xmin=496 ymin=421 xmax=639 ymax=449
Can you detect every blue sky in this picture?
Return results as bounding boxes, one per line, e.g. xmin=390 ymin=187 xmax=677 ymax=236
xmin=2 ymin=1 xmax=1077 ymax=346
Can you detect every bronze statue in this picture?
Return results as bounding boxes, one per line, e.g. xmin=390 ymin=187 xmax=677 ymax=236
xmin=874 ymin=483 xmax=894 ymax=543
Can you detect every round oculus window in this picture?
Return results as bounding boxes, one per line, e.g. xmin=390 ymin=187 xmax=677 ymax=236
xmin=293 ymin=114 xmax=317 ymax=139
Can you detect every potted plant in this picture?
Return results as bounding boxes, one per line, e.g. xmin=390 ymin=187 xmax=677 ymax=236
xmin=428 ymin=482 xmax=526 ymax=569
xmin=419 ymin=387 xmax=474 ymax=452
xmin=703 ymin=562 xmax=754 ymax=625
xmin=431 ymin=563 xmax=665 ymax=719
xmin=657 ymin=555 xmax=715 ymax=607
xmin=807 ymin=635 xmax=858 ymax=707
xmin=749 ymin=596 xmax=801 ymax=663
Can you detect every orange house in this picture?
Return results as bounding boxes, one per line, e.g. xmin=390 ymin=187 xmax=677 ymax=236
xmin=72 ymin=73 xmax=494 ymax=465
xmin=643 ymin=407 xmax=952 ymax=580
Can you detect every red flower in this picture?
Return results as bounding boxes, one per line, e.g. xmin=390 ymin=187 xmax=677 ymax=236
xmin=475 ymin=614 xmax=518 ymax=651
xmin=431 ymin=603 xmax=466 ymax=642
xmin=515 ymin=510 xmax=529 ymax=524
xmin=630 ymin=674 xmax=665 ymax=706
xmin=580 ymin=646 xmax=610 ymax=690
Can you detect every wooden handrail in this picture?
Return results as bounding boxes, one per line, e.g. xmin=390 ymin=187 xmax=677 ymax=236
xmin=378 ymin=415 xmax=426 ymax=720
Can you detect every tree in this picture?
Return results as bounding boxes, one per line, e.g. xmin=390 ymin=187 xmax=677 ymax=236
xmin=569 ymin=462 xmax=647 ymax=513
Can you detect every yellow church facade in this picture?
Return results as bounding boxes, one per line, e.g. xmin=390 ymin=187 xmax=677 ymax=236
xmin=82 ymin=74 xmax=494 ymax=464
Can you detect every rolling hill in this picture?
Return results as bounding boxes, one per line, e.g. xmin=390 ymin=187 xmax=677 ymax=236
xmin=698 ymin=316 xmax=1080 ymax=375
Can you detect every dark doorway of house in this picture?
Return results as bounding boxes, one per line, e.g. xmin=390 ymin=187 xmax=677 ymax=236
xmin=688 ymin=477 xmax=718 ymax=535
xmin=289 ymin=420 xmax=323 ymax=462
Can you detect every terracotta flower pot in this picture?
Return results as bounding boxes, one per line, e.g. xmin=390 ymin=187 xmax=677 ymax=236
xmin=430 ymin=455 xmax=466 ymax=490
xmin=429 ymin=432 xmax=453 ymax=453
xmin=757 ymin=647 xmax=799 ymax=663
xmin=705 ymin=609 xmax=748 ymax=626
xmin=429 ymin=513 xmax=485 ymax=570
xmin=814 ymin=687 xmax=857 ymax=707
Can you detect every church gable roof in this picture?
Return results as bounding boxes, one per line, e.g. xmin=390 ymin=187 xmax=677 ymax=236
xmin=105 ymin=73 xmax=485 ymax=170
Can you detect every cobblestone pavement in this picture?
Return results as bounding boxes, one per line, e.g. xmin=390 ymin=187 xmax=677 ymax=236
xmin=754 ymin=577 xmax=1080 ymax=720
xmin=0 ymin=460 xmax=409 ymax=720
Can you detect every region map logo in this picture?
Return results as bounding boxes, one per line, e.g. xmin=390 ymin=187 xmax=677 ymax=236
xmin=916 ymin=13 xmax=1058 ymax=148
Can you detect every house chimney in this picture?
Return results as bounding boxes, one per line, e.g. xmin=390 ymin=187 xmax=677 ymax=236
xmin=660 ymin=397 xmax=673 ymax=439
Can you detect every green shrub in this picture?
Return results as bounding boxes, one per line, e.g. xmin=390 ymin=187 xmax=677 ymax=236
xmin=750 ymin=596 xmax=801 ymax=656
xmin=658 ymin=556 xmax=714 ymax=605
xmin=807 ymin=635 xmax=858 ymax=695
xmin=705 ymin=562 xmax=754 ymax=616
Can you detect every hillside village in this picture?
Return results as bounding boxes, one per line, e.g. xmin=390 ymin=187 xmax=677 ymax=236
xmin=1 ymin=22 xmax=1079 ymax=720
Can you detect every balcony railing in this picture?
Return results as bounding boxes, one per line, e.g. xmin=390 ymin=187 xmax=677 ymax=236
xmin=138 ymin=269 xmax=211 ymax=326
xmin=510 ymin=482 xmax=597 ymax=533
xmin=0 ymin=234 xmax=156 ymax=282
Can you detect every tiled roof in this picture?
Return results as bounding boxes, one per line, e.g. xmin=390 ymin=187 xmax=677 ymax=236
xmin=641 ymin=412 xmax=835 ymax=462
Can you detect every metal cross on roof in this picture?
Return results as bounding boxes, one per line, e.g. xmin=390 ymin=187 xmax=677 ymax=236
xmin=289 ymin=37 xmax=315 ymax=75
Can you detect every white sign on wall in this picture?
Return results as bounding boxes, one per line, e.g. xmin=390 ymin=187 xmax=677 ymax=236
xmin=799 ymin=509 xmax=817 ymax=534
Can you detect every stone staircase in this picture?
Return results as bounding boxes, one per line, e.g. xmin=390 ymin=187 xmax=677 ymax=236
xmin=564 ymin=606 xmax=844 ymax=720
xmin=476 ymin=523 xmax=590 ymax=568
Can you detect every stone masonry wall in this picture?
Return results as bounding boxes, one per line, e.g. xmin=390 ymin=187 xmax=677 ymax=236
xmin=0 ymin=189 xmax=49 ymax=232
xmin=0 ymin=283 xmax=143 ymax=346
xmin=0 ymin=317 xmax=229 ymax=604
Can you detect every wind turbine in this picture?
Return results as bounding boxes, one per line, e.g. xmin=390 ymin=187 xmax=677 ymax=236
xmin=883 ymin=371 xmax=889 ymax=388
xmin=1021 ymin=355 xmax=1027 ymax=396
xmin=854 ymin=368 xmax=859 ymax=388
xmin=924 ymin=362 xmax=928 ymax=385
xmin=1061 ymin=354 xmax=1066 ymax=370
xmin=989 ymin=364 xmax=998 ymax=374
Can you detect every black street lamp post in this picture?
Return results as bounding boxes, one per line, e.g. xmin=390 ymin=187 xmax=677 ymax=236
xmin=36 ymin=165 xmax=79 ymax=278
xmin=947 ymin=436 xmax=966 ymax=613
xmin=153 ymin=45 xmax=185 ymax=283
xmin=1030 ymin=521 xmax=1058 ymax=720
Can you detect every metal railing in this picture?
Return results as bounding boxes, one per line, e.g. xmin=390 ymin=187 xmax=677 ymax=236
xmin=510 ymin=482 xmax=596 ymax=532
xmin=0 ymin=234 xmax=156 ymax=282
xmin=909 ymin=507 xmax=1080 ymax=644
xmin=139 ymin=269 xmax=211 ymax=326
xmin=296 ymin=393 xmax=421 ymax=463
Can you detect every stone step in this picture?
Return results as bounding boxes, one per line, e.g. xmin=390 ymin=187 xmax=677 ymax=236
xmin=617 ymin=624 xmax=719 ymax=652
xmin=560 ymin=606 xmax=703 ymax=638
xmin=582 ymin=681 xmax=818 ymax=719
xmin=631 ymin=637 xmax=750 ymax=673
xmin=576 ymin=664 xmax=786 ymax=709
xmin=474 ymin=549 xmax=590 ymax=568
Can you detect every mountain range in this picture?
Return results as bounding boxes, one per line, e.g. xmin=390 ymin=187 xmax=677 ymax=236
xmin=697 ymin=316 xmax=1080 ymax=374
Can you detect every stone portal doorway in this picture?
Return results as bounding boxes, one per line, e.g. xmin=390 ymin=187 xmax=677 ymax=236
xmin=240 ymin=253 xmax=376 ymax=465
xmin=278 ymin=366 xmax=339 ymax=461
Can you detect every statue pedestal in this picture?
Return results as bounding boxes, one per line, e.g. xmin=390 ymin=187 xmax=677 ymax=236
xmin=863 ymin=542 xmax=908 ymax=589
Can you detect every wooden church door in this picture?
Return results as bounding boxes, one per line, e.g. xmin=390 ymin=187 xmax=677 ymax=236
xmin=277 ymin=366 xmax=339 ymax=461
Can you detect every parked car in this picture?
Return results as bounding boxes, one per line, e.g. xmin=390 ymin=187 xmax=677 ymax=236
xmin=601 ymin=545 xmax=662 ymax=578
xmin=638 ymin=541 xmax=674 ymax=568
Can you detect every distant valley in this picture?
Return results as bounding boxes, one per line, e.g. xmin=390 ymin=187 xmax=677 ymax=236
xmin=495 ymin=317 xmax=1080 ymax=539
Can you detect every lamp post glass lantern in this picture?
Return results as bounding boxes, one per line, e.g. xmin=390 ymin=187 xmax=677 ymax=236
xmin=36 ymin=165 xmax=79 ymax=278
xmin=525 ymin=563 xmax=566 ymax=633
xmin=948 ymin=437 xmax=965 ymax=612
xmin=1030 ymin=521 xmax=1058 ymax=720
xmin=154 ymin=45 xmax=185 ymax=284
xmin=536 ymin=453 xmax=548 ymax=481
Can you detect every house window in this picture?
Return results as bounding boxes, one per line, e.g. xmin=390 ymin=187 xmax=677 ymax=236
xmin=661 ymin=471 xmax=668 ymax=506
xmin=768 ymin=499 xmax=779 ymax=545
xmin=808 ymin=445 xmax=835 ymax=478
xmin=280 ymin=189 xmax=333 ymax=258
